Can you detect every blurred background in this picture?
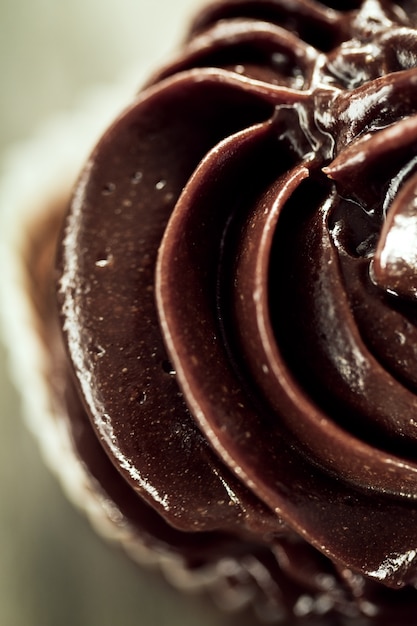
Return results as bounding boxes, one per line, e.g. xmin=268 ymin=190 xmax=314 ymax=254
xmin=0 ymin=1 xmax=261 ymax=625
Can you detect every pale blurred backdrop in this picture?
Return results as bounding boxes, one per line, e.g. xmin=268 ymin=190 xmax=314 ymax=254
xmin=0 ymin=1 xmax=260 ymax=625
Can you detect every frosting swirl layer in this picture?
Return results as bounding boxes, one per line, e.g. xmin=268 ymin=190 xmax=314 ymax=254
xmin=57 ymin=0 xmax=417 ymax=621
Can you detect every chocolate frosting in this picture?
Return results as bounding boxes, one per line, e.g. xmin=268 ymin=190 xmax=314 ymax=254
xmin=56 ymin=0 xmax=417 ymax=621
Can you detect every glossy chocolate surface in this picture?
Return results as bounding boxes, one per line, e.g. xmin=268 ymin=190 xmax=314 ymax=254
xmin=56 ymin=0 xmax=417 ymax=621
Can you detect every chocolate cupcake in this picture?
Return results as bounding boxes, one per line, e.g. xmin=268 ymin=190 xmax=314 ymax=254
xmin=4 ymin=0 xmax=417 ymax=623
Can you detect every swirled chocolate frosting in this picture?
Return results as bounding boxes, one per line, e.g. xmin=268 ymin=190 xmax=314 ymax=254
xmin=55 ymin=0 xmax=417 ymax=622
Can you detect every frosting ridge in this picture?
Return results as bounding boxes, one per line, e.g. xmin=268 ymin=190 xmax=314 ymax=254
xmin=56 ymin=0 xmax=417 ymax=620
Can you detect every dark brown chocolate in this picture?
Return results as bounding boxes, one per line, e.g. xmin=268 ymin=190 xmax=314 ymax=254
xmin=55 ymin=0 xmax=417 ymax=622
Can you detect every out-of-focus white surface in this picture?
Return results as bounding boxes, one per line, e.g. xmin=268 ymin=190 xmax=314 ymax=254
xmin=0 ymin=2 xmax=261 ymax=625
xmin=0 ymin=0 xmax=197 ymax=151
